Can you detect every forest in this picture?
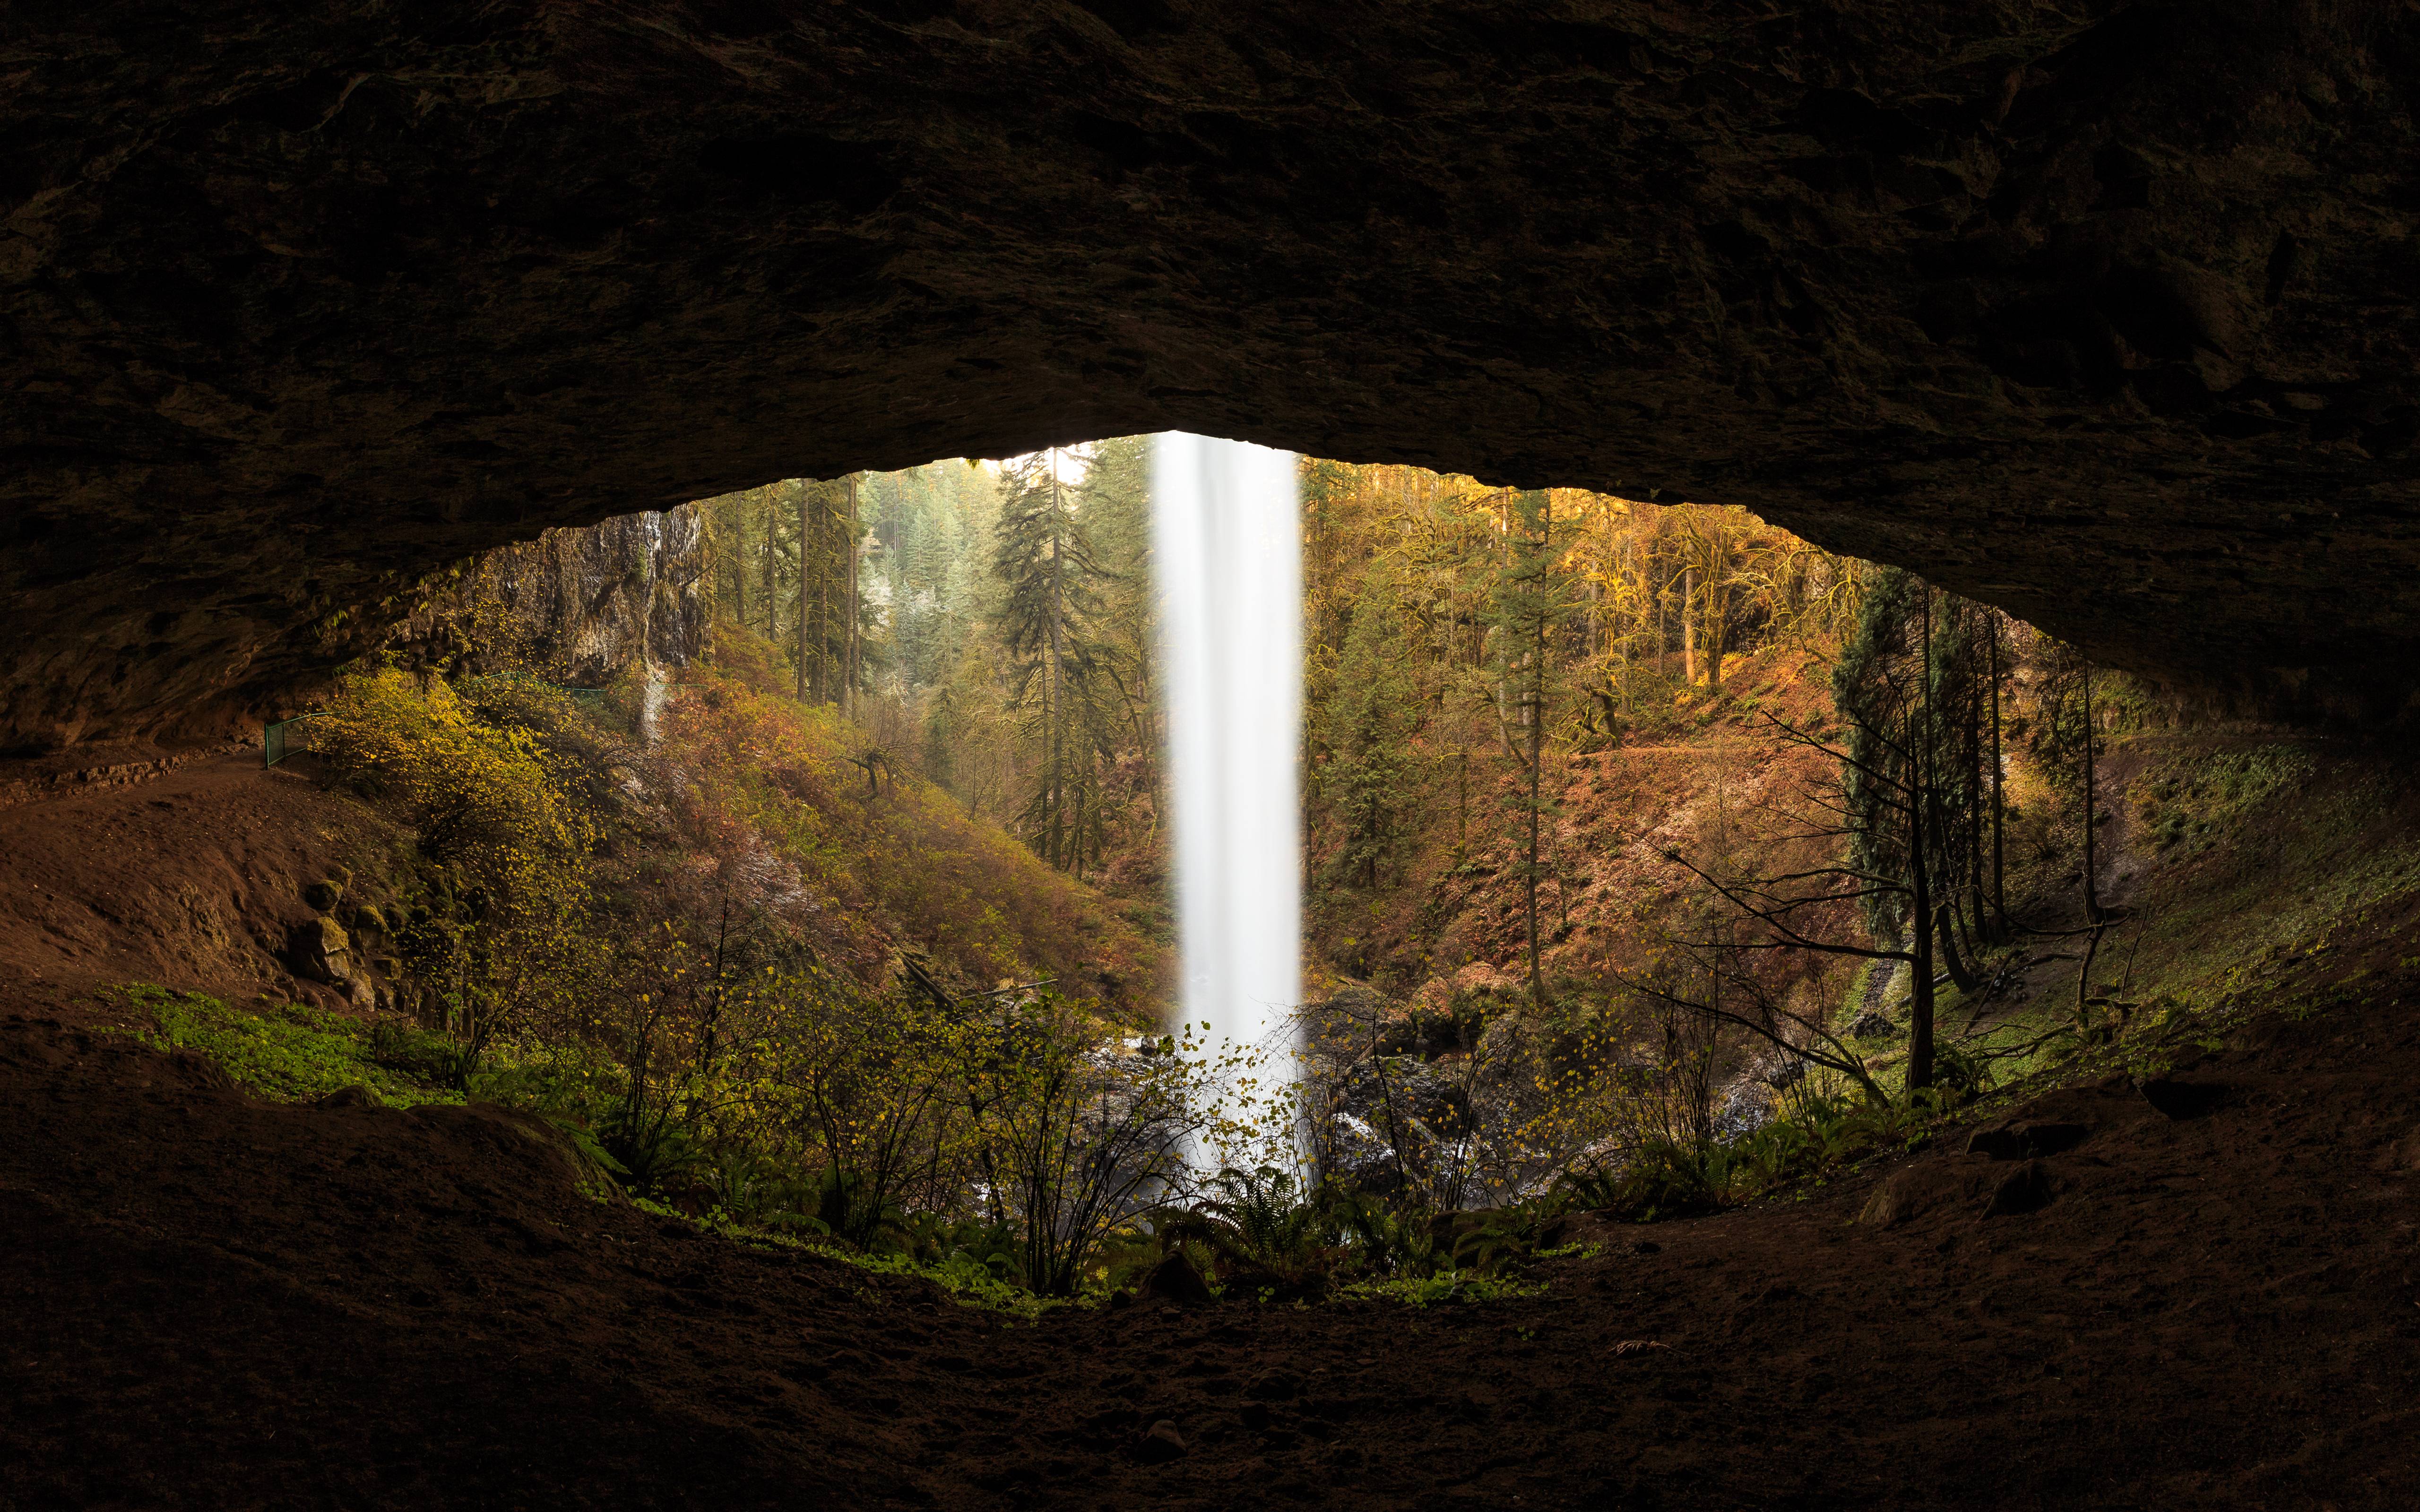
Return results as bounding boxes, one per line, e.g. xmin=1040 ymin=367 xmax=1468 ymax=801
xmin=19 ymin=436 xmax=2419 ymax=1503
xmin=16 ymin=13 xmax=2416 ymax=1500
xmin=169 ymin=440 xmax=2144 ymax=1309
xmin=40 ymin=434 xmax=2338 ymax=1319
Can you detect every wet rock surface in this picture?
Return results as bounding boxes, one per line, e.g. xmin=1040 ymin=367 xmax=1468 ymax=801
xmin=388 ymin=506 xmax=710 ymax=688
xmin=8 ymin=3 xmax=2420 ymax=745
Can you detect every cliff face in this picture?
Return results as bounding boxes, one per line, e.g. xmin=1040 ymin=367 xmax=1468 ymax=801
xmin=5 ymin=2 xmax=2419 ymax=746
xmin=398 ymin=506 xmax=710 ymax=689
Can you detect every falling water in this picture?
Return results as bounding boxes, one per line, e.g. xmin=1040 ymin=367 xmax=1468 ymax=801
xmin=1151 ymin=433 xmax=1301 ymax=1167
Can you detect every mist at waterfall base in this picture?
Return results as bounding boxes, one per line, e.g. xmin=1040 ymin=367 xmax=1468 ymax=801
xmin=1151 ymin=433 xmax=1302 ymax=1171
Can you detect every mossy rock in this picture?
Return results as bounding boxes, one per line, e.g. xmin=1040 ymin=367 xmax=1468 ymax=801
xmin=291 ymin=915 xmax=352 ymax=982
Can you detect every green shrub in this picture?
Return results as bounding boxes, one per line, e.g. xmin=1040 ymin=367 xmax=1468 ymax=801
xmin=121 ymin=985 xmax=460 ymax=1108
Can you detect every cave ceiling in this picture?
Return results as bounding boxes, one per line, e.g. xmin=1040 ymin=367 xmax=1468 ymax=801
xmin=5 ymin=1 xmax=2418 ymax=746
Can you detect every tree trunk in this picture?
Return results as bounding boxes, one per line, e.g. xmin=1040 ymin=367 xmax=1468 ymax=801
xmin=1046 ymin=455 xmax=1065 ymax=869
xmin=1681 ymin=567 xmax=1698 ymax=685
xmin=1454 ymin=748 xmax=1469 ymax=859
xmin=1935 ymin=903 xmax=1978 ymax=993
xmin=1655 ymin=584 xmax=1667 ymax=681
xmin=808 ymin=481 xmax=828 ymax=696
xmin=734 ymin=499 xmax=749 ymax=628
xmin=1908 ymin=587 xmax=1936 ymax=1092
xmin=1970 ymin=633 xmax=1990 ymax=944
xmin=761 ymin=490 xmax=778 ymax=644
xmin=817 ymin=484 xmax=834 ymax=704
xmin=1706 ymin=579 xmax=1725 ymax=693
xmin=844 ymin=473 xmax=861 ymax=717
xmin=2081 ymin=665 xmax=2102 ymax=923
xmin=1990 ymin=617 xmax=2007 ymax=935
xmin=1524 ymin=506 xmax=1549 ymax=1013
xmin=1909 ymin=779 xmax=1936 ymax=1092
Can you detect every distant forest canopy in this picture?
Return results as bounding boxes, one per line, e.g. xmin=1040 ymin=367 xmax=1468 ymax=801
xmin=692 ymin=450 xmax=1891 ymax=883
xmin=693 ymin=446 xmax=2103 ymax=1100
xmin=691 ymin=445 xmax=1925 ymax=961
xmin=694 ymin=439 xmax=1160 ymax=902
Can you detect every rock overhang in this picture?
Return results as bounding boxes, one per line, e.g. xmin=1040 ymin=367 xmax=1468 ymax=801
xmin=4 ymin=0 xmax=2417 ymax=746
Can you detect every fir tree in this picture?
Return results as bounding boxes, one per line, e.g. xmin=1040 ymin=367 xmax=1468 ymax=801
xmin=1487 ymin=488 xmax=1573 ymax=1011
xmin=1322 ymin=565 xmax=1418 ymax=890
xmin=992 ymin=450 xmax=1115 ymax=874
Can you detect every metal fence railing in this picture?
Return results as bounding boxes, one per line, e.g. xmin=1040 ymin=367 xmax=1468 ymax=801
xmin=263 ymin=712 xmax=331 ymax=768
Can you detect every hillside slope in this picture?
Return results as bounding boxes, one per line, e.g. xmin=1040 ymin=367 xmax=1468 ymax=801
xmin=0 ymin=644 xmax=1167 ymax=1032
xmin=6 ymin=908 xmax=2416 ymax=1508
xmin=659 ymin=641 xmax=1168 ymax=1012
xmin=1306 ymin=644 xmax=1849 ymax=1013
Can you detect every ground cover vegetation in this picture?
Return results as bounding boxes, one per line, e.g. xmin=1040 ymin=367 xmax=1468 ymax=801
xmin=126 ymin=448 xmax=2317 ymax=1317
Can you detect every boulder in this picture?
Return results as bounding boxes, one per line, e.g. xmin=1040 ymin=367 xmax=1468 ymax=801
xmin=1856 ymin=1163 xmax=1988 ymax=1228
xmin=1847 ymin=1010 xmax=1901 ymax=1040
xmin=2138 ymin=1077 xmax=2226 ymax=1121
xmin=1979 ymin=1160 xmax=2057 ymax=1219
xmin=302 ymin=878 xmax=345 ymax=911
xmin=1134 ymin=1421 xmax=1188 ymax=1464
xmin=1451 ymin=961 xmax=1523 ymax=1006
xmin=1140 ymin=1250 xmax=1215 ymax=1307
xmin=1243 ymin=1370 xmax=1299 ymax=1403
xmin=1965 ymin=1121 xmax=2089 ymax=1161
xmin=1474 ymin=1011 xmax=1544 ymax=1090
xmin=1300 ymin=982 xmax=1412 ymax=1057
xmin=291 ymin=916 xmax=354 ymax=984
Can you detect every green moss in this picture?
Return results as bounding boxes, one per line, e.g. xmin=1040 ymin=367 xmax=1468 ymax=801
xmin=1332 ymin=1270 xmax=1550 ymax=1307
xmin=630 ymin=1197 xmax=1064 ymax=1319
xmin=2131 ymin=744 xmax=2318 ymax=855
xmin=118 ymin=984 xmax=461 ymax=1108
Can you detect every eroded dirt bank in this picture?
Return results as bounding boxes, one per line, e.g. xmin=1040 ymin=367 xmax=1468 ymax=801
xmin=6 ymin=961 xmax=2418 ymax=1510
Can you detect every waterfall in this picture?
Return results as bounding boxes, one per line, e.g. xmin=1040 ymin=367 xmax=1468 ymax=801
xmin=1151 ymin=433 xmax=1301 ymax=1169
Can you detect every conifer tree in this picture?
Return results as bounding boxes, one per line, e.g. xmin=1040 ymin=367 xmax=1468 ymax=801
xmin=1080 ymin=436 xmax=1159 ymax=768
xmin=1322 ymin=565 xmax=1417 ymax=890
xmin=992 ymin=450 xmax=1114 ymax=874
xmin=1488 ymin=488 xmax=1572 ymax=1012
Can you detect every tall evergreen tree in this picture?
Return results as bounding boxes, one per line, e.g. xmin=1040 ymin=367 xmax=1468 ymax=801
xmin=1080 ymin=436 xmax=1159 ymax=769
xmin=1487 ymin=488 xmax=1573 ymax=1011
xmin=1322 ymin=564 xmax=1418 ymax=890
xmin=993 ymin=450 xmax=1115 ymax=874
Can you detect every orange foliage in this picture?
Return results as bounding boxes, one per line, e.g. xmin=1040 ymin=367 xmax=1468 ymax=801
xmin=660 ymin=657 xmax=1168 ymax=1019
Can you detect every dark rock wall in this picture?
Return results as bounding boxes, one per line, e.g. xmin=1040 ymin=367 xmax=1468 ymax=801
xmin=395 ymin=505 xmax=710 ymax=689
xmin=5 ymin=2 xmax=2419 ymax=746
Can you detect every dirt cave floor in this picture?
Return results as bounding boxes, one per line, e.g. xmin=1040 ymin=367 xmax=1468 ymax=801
xmin=3 ymin=762 xmax=2420 ymax=1509
xmin=5 ymin=1002 xmax=2419 ymax=1511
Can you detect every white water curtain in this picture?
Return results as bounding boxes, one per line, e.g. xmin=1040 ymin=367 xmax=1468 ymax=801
xmin=1151 ymin=433 xmax=1301 ymax=1167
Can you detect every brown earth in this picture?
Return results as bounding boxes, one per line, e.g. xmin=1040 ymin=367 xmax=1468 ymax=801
xmin=1309 ymin=644 xmax=1845 ymax=1003
xmin=6 ymin=945 xmax=2418 ymax=1509
xmin=0 ymin=752 xmax=399 ymax=1019
xmin=5 ymin=759 xmax=2420 ymax=1509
